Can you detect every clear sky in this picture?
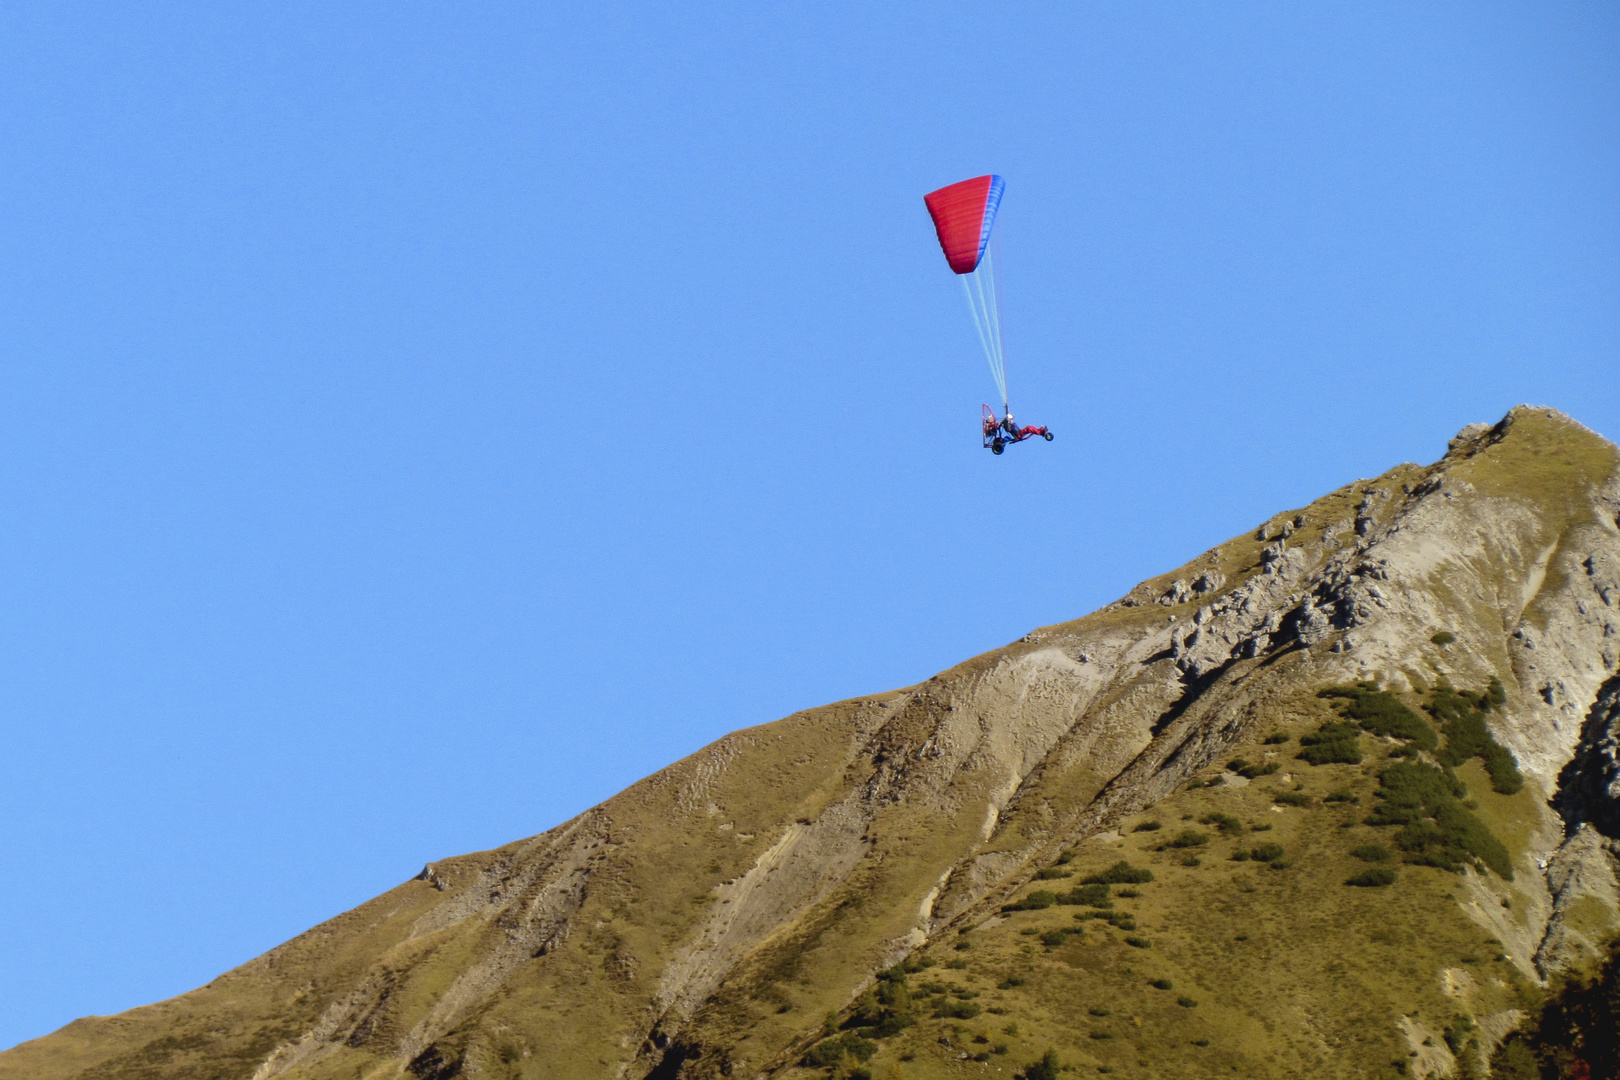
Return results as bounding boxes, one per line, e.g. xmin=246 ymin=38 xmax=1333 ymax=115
xmin=2 ymin=1 xmax=1616 ymax=1050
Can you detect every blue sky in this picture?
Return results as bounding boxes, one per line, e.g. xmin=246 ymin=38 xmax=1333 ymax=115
xmin=2 ymin=1 xmax=1616 ymax=1050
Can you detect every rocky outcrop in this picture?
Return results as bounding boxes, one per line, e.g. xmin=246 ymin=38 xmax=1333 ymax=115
xmin=1557 ymin=675 xmax=1620 ymax=840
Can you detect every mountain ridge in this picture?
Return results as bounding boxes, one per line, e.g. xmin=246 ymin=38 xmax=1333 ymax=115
xmin=6 ymin=404 xmax=1619 ymax=1080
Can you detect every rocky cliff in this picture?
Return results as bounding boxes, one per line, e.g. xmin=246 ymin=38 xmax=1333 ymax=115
xmin=5 ymin=406 xmax=1619 ymax=1080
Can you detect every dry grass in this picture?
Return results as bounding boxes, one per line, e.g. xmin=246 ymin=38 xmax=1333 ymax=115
xmin=807 ymin=722 xmax=1541 ymax=1080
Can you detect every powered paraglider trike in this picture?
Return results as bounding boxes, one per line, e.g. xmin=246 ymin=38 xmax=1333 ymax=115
xmin=982 ymin=404 xmax=1052 ymax=455
xmin=923 ymin=175 xmax=1052 ymax=455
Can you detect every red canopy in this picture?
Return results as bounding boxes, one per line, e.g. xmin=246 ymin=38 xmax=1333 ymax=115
xmin=923 ymin=175 xmax=1004 ymax=274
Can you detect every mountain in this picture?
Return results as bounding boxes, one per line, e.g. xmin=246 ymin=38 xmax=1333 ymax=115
xmin=5 ymin=405 xmax=1619 ymax=1080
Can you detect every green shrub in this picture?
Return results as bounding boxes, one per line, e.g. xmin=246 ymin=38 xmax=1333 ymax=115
xmin=997 ymin=977 xmax=1025 ymax=989
xmin=1018 ymin=1049 xmax=1062 ymax=1080
xmin=1274 ymin=792 xmax=1312 ymax=807
xmin=1082 ymin=861 xmax=1154 ymax=884
xmin=1133 ymin=820 xmax=1162 ymax=832
xmin=1442 ymin=1014 xmax=1476 ymax=1056
xmin=1366 ymin=760 xmax=1463 ymax=820
xmin=1039 ymin=929 xmax=1072 ymax=948
xmin=1325 ymin=789 xmax=1359 ymax=803
xmin=802 ymin=1039 xmax=845 ymax=1067
xmin=1351 ymin=843 xmax=1393 ymax=862
xmin=1398 ymin=813 xmax=1512 ymax=878
xmin=1251 ymin=844 xmax=1284 ymax=862
xmin=1228 ymin=758 xmax=1282 ymax=779
xmin=1346 ymin=866 xmax=1398 ymax=887
xmin=1124 ymin=936 xmax=1151 ymax=948
xmin=1168 ymin=829 xmax=1211 ymax=848
xmin=1149 ymin=978 xmax=1172 ymax=989
xmin=1230 ymin=850 xmax=1251 ymax=861
xmin=1199 ymin=812 xmax=1244 ymax=835
xmin=1298 ymin=720 xmax=1364 ymax=765
xmin=1088 ymin=1007 xmax=1111 ymax=1017
xmin=1491 ymin=1040 xmax=1539 ymax=1080
xmin=1116 ymin=888 xmax=1140 ymax=898
xmin=1002 ymin=890 xmax=1058 ymax=912
xmin=1429 ymin=685 xmax=1524 ymax=794
xmin=932 ymin=1000 xmax=982 ymax=1019
xmin=1319 ymin=684 xmax=1439 ymax=750
xmin=1077 ymin=909 xmax=1134 ymax=928
xmin=1057 ymin=850 xmax=1075 ymax=864
xmin=848 ymin=988 xmax=883 ymax=1027
xmin=1058 ymin=882 xmax=1112 ymax=908
xmin=1181 ymin=854 xmax=1202 ymax=867
xmin=1263 ymin=733 xmax=1290 ymax=744
xmin=1034 ymin=867 xmax=1069 ymax=880
xmin=1268 ymin=860 xmax=1293 ymax=870
xmin=945 ymin=958 xmax=969 ymax=970
xmin=1178 ymin=996 xmax=1199 ymax=1007
xmin=1431 ymin=631 xmax=1456 ymax=646
xmin=845 ymin=1036 xmax=877 ymax=1062
xmin=1367 ymin=760 xmax=1514 ymax=878
xmin=802 ymin=1031 xmax=878 ymax=1067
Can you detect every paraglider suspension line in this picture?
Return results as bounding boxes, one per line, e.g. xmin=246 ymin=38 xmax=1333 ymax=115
xmin=959 ymin=234 xmax=1008 ymax=413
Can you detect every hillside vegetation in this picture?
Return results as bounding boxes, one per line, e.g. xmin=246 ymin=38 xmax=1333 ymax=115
xmin=794 ymin=683 xmax=1540 ymax=1080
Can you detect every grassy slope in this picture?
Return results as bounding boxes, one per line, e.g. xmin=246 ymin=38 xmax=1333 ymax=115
xmin=814 ymin=692 xmax=1540 ymax=1080
xmin=6 ymin=878 xmax=450 ymax=1080
xmin=1 ymin=694 xmax=972 ymax=1080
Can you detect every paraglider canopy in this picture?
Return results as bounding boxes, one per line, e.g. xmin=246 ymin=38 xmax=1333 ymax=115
xmin=924 ymin=174 xmax=1010 ymax=412
xmin=923 ymin=175 xmax=1005 ymax=274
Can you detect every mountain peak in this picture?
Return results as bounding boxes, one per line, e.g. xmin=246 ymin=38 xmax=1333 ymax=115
xmin=6 ymin=407 xmax=1619 ymax=1080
